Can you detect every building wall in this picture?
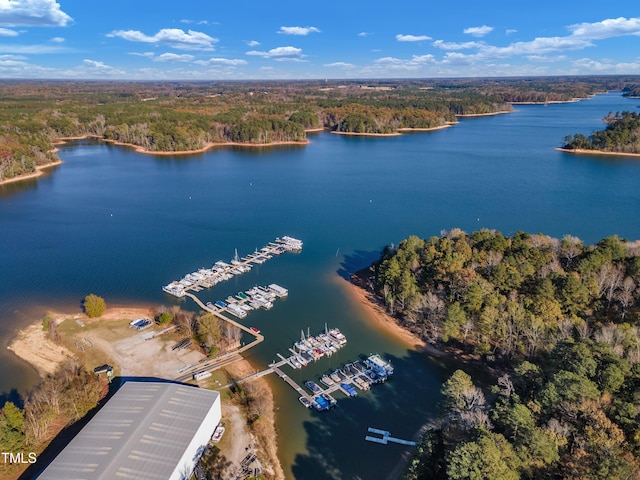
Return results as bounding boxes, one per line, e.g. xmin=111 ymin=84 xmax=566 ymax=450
xmin=170 ymin=393 xmax=222 ymax=480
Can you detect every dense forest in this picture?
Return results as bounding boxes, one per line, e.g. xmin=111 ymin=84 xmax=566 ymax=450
xmin=623 ymin=85 xmax=640 ymax=98
xmin=1 ymin=76 xmax=638 ymax=182
xmin=562 ymin=111 xmax=640 ymax=154
xmin=368 ymin=229 xmax=640 ymax=479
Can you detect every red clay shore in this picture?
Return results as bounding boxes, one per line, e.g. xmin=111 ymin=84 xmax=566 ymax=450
xmin=56 ymin=135 xmax=310 ymax=156
xmin=0 ymin=160 xmax=62 ymax=186
xmin=332 ymin=123 xmax=456 ymax=137
xmin=0 ymin=135 xmax=310 ymax=186
xmin=342 ymin=267 xmax=508 ymax=373
xmin=554 ymin=147 xmax=640 ymax=158
xmin=455 ymin=110 xmax=512 ymax=117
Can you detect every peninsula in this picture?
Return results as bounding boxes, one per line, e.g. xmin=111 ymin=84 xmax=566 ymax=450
xmin=358 ymin=229 xmax=640 ymax=479
xmin=561 ymin=110 xmax=640 ymax=157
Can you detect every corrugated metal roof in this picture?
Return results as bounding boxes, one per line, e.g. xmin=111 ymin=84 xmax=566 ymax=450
xmin=37 ymin=381 xmax=220 ymax=480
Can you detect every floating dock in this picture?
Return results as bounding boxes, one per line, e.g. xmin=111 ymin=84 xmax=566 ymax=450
xmin=162 ymin=236 xmax=302 ymax=298
xmin=365 ymin=428 xmax=417 ymax=446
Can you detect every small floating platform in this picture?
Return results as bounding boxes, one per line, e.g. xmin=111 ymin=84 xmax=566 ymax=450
xmin=365 ymin=427 xmax=417 ymax=446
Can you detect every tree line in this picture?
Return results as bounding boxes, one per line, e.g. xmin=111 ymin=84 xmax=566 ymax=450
xmin=0 ymin=359 xmax=108 ymax=478
xmin=2 ymin=76 xmax=637 ymax=182
xmin=563 ymin=111 xmax=640 ymax=154
xmin=368 ymin=229 xmax=639 ymax=478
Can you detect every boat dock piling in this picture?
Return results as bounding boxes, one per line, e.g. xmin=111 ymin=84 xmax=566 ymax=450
xmin=365 ymin=428 xmax=417 ymax=446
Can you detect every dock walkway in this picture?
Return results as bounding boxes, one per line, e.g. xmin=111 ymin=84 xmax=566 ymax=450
xmin=162 ymin=236 xmax=302 ymax=298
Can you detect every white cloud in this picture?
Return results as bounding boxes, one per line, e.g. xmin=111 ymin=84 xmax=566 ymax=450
xmin=431 ymin=36 xmax=592 ymax=64
xmin=107 ymin=28 xmax=218 ymax=50
xmin=154 ymin=53 xmax=195 ymax=62
xmin=571 ymin=57 xmax=640 ymax=74
xmin=433 ymin=40 xmax=484 ymax=50
xmin=50 ymin=36 xmax=64 ymax=42
xmin=69 ymin=59 xmax=125 ymax=77
xmin=0 ymin=0 xmax=71 ymax=27
xmin=441 ymin=52 xmax=474 ymax=65
xmin=358 ymin=32 xmax=369 ymax=37
xmin=128 ymin=51 xmax=155 ymax=58
xmin=278 ymin=26 xmax=320 ymax=35
xmin=526 ymin=54 xmax=567 ymax=63
xmin=246 ymin=46 xmax=304 ymax=61
xmin=83 ymin=59 xmax=109 ymax=68
xmin=195 ymin=57 xmax=247 ymax=66
xmin=247 ymin=40 xmax=260 ymax=47
xmin=180 ymin=19 xmax=212 ymax=26
xmin=0 ymin=43 xmax=68 ymax=53
xmin=374 ymin=54 xmax=435 ymax=70
xmin=0 ymin=27 xmax=17 ymax=36
xmin=464 ymin=25 xmax=494 ymax=37
xmin=396 ymin=34 xmax=431 ymax=42
xmin=0 ymin=54 xmax=26 ymax=60
xmin=489 ymin=36 xmax=593 ymax=56
xmin=506 ymin=29 xmax=518 ymax=35
xmin=324 ymin=62 xmax=353 ymax=68
xmin=0 ymin=56 xmax=53 ymax=77
xmin=568 ymin=17 xmax=640 ymax=39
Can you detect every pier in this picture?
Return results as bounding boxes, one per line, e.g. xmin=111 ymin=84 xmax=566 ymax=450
xmin=172 ymin=292 xmax=264 ymax=382
xmin=218 ymin=344 xmax=393 ymax=412
xmin=162 ymin=236 xmax=302 ymax=298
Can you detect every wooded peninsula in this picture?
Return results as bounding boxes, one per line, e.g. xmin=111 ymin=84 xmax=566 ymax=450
xmin=366 ymin=229 xmax=640 ymax=479
xmin=2 ymin=75 xmax=639 ymax=183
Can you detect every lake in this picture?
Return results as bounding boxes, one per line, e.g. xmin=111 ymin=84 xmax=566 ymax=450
xmin=1 ymin=92 xmax=639 ymax=479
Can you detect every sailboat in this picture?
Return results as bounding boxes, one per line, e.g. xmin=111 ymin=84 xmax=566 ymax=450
xmin=231 ymin=248 xmax=241 ymax=265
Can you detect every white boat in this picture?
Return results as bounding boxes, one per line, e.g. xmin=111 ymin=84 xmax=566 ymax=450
xmin=226 ymin=303 xmax=247 ymax=319
xmin=327 ymin=328 xmax=347 ymax=346
xmin=365 ymin=354 xmax=394 ymax=377
xmin=268 ymin=283 xmax=288 ymax=298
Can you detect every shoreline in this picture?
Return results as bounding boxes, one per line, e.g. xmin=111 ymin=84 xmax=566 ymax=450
xmin=0 ymin=160 xmax=63 ymax=187
xmin=555 ymin=147 xmax=640 ymax=158
xmin=332 ymin=123 xmax=457 ymax=137
xmin=339 ymin=269 xmax=444 ymax=357
xmin=511 ymin=95 xmax=594 ymax=105
xmin=332 ymin=130 xmax=402 ymax=137
xmin=1 ymin=135 xmax=311 ymax=186
xmin=343 ymin=267 xmax=508 ymax=371
xmin=554 ymin=147 xmax=640 ymax=157
xmin=55 ymin=135 xmax=310 ymax=156
xmin=455 ymin=110 xmax=512 ymax=117
xmin=7 ymin=306 xmax=284 ymax=479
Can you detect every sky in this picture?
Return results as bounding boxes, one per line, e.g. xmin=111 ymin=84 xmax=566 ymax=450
xmin=0 ymin=0 xmax=639 ymax=80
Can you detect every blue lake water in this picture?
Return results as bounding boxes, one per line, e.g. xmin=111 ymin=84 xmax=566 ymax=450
xmin=1 ymin=92 xmax=639 ymax=478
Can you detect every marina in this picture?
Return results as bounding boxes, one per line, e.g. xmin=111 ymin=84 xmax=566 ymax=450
xmin=162 ymin=236 xmax=302 ymax=298
xmin=213 ymin=317 xmax=392 ymax=413
xmin=204 ymin=284 xmax=288 ymax=319
xmin=284 ymin=353 xmax=392 ymax=411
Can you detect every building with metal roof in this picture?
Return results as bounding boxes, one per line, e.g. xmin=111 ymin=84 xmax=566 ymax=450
xmin=36 ymin=381 xmax=221 ymax=480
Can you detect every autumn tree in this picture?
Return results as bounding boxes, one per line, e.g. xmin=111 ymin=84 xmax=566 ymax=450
xmin=83 ymin=294 xmax=106 ymax=318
